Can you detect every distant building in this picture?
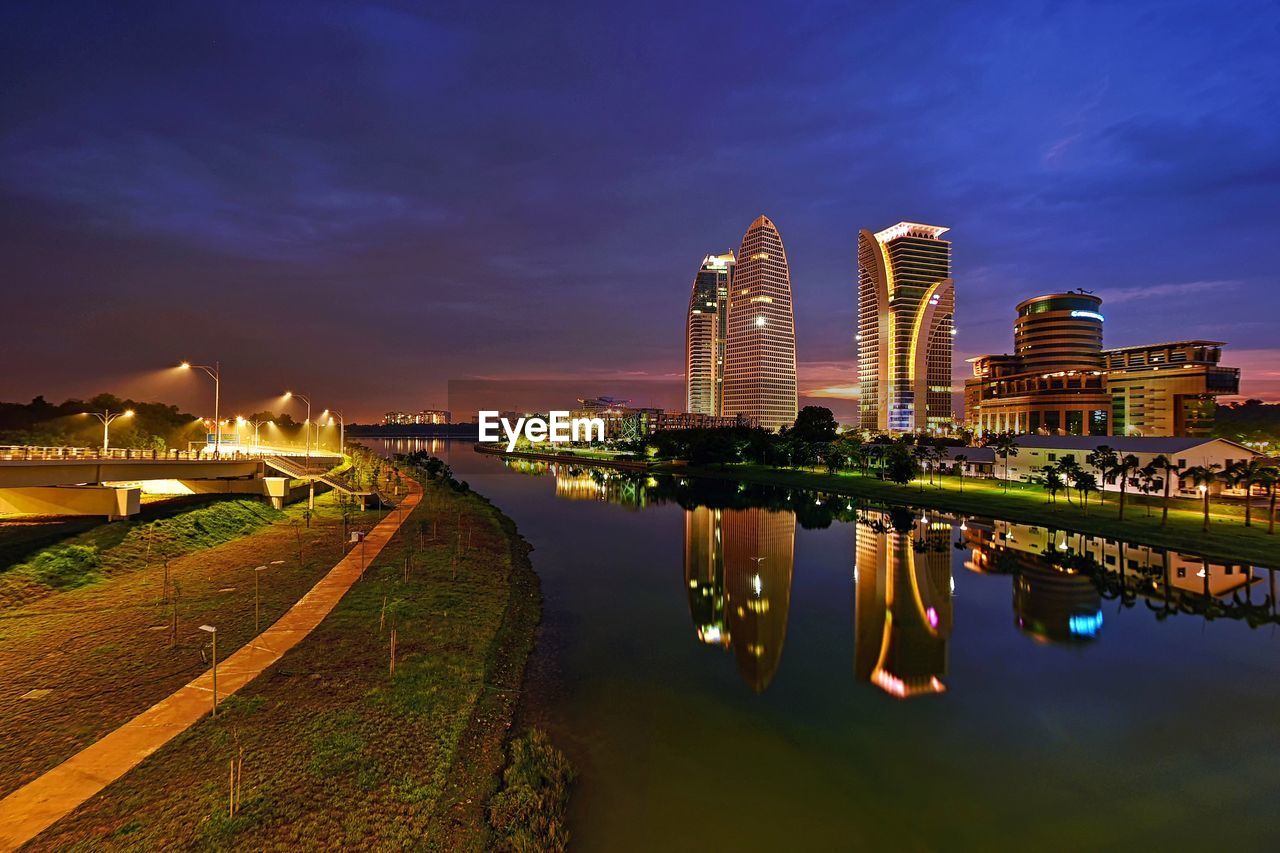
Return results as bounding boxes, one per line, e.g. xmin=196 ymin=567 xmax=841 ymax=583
xmin=382 ymin=410 xmax=450 ymax=425
xmin=965 ymin=291 xmax=1240 ymax=437
xmin=722 ymin=215 xmax=798 ymax=432
xmin=857 ymin=222 xmax=955 ymax=433
xmin=685 ymin=251 xmax=735 ymax=416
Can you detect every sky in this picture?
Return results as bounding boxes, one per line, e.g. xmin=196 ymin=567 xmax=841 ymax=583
xmin=2 ymin=0 xmax=1278 ymax=423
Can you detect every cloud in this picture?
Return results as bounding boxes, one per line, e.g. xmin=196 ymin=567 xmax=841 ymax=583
xmin=1103 ymin=280 xmax=1240 ymax=304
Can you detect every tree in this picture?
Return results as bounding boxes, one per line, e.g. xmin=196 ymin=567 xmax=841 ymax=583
xmin=1040 ymin=465 xmax=1063 ymax=506
xmin=883 ymin=444 xmax=920 ymax=485
xmin=1182 ymin=464 xmax=1222 ymax=532
xmin=1260 ymin=467 xmax=1279 ymax=535
xmin=1135 ymin=462 xmax=1161 ymax=517
xmin=990 ymin=433 xmax=1020 ymax=493
xmin=1071 ymin=469 xmax=1098 ymax=513
xmin=953 ymin=454 xmax=968 ymax=493
xmin=1226 ymin=458 xmax=1271 ymax=527
xmin=790 ymin=406 xmax=838 ymax=444
xmin=1112 ymin=453 xmax=1141 ymax=520
xmin=1055 ymin=457 xmax=1081 ymax=505
xmin=1149 ymin=454 xmax=1179 ymax=527
xmin=1085 ymin=445 xmax=1118 ymax=507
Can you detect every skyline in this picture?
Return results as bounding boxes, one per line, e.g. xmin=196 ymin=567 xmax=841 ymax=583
xmin=3 ymin=1 xmax=1279 ymax=422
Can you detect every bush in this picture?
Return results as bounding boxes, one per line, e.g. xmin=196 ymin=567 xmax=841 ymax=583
xmin=25 ymin=543 xmax=102 ymax=588
xmin=488 ymin=729 xmax=573 ymax=852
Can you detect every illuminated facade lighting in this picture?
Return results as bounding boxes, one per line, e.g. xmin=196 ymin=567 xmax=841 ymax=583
xmin=857 ymin=222 xmax=954 ymax=432
xmin=685 ymin=251 xmax=735 ymax=416
xmin=722 ymin=215 xmax=798 ymax=431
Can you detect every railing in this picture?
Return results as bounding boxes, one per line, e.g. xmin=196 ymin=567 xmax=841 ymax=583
xmin=0 ymin=444 xmax=343 ymax=463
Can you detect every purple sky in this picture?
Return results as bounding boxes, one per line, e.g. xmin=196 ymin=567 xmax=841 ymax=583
xmin=2 ymin=0 xmax=1278 ymax=423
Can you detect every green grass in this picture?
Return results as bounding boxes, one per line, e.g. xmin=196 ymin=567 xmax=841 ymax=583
xmin=669 ymin=463 xmax=1280 ymax=567
xmin=488 ymin=729 xmax=574 ymax=852
xmin=30 ymin=472 xmax=548 ymax=850
xmin=0 ymin=498 xmax=283 ymax=606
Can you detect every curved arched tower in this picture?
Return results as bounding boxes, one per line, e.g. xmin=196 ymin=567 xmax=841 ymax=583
xmin=722 ymin=215 xmax=798 ymax=431
xmin=857 ymin=222 xmax=954 ymax=432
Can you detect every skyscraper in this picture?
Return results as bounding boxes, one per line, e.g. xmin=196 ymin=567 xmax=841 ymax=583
xmin=857 ymin=222 xmax=954 ymax=432
xmin=722 ymin=215 xmax=797 ymax=431
xmin=685 ymin=251 xmax=734 ymax=415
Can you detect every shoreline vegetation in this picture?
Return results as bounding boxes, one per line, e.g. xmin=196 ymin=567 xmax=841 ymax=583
xmin=6 ymin=450 xmax=565 ymax=850
xmin=475 ymin=443 xmax=1280 ymax=568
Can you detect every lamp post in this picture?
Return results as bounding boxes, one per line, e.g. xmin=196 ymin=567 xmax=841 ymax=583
xmin=283 ymin=392 xmax=313 ymax=460
xmin=324 ymin=410 xmax=346 ymax=455
xmin=181 ymin=361 xmax=221 ymax=458
xmin=238 ymin=417 xmax=272 ymax=451
xmin=84 ymin=408 xmax=134 ymax=452
xmin=198 ymin=624 xmax=218 ymax=716
xmin=284 ymin=392 xmax=316 ymax=509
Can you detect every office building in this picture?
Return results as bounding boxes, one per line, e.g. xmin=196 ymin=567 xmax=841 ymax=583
xmin=857 ymin=222 xmax=955 ymax=432
xmin=685 ymin=252 xmax=735 ymax=415
xmin=965 ymin=291 xmax=1240 ymax=436
xmin=722 ymin=215 xmax=798 ymax=432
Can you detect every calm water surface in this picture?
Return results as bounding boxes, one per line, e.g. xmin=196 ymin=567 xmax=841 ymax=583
xmin=373 ymin=439 xmax=1280 ymax=851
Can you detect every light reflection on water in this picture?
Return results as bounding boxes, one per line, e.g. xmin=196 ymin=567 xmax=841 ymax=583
xmin=367 ymin=441 xmax=1280 ymax=849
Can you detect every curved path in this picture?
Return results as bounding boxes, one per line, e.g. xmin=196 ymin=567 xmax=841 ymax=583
xmin=0 ymin=480 xmax=422 ymax=852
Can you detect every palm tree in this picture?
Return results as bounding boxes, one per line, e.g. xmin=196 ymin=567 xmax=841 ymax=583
xmin=1055 ymin=457 xmax=1080 ymax=505
xmin=1226 ymin=458 xmax=1271 ymax=527
xmin=991 ymin=433 xmax=1020 ymax=493
xmin=953 ymin=453 xmax=968 ymax=493
xmin=1150 ymin=454 xmax=1179 ymax=527
xmin=1086 ymin=445 xmax=1118 ymax=507
xmin=1039 ymin=465 xmax=1063 ymax=506
xmin=1135 ymin=462 xmax=1160 ymax=517
xmin=1112 ymin=453 xmax=1141 ymax=521
xmin=1258 ymin=466 xmax=1279 ymax=535
xmin=1182 ymin=464 xmax=1222 ymax=533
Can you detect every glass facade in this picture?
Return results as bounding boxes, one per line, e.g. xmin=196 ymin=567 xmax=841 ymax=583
xmin=685 ymin=252 xmax=734 ymax=415
xmin=722 ymin=216 xmax=798 ymax=431
xmin=857 ymin=223 xmax=954 ymax=432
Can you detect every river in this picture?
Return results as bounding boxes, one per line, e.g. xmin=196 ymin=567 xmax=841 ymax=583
xmin=370 ymin=438 xmax=1280 ymax=850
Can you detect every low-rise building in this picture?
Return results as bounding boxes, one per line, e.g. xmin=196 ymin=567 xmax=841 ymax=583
xmin=996 ymin=435 xmax=1260 ymax=496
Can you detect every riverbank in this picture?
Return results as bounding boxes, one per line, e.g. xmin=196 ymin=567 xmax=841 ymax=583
xmin=20 ymin=467 xmax=546 ymax=849
xmin=673 ymin=463 xmax=1280 ymax=567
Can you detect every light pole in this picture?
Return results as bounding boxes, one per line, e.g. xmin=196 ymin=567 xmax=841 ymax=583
xmin=324 ymin=410 xmax=346 ymax=455
xmin=238 ymin=417 xmax=272 ymax=451
xmin=283 ymin=392 xmax=313 ymax=460
xmin=198 ymin=624 xmax=218 ymax=716
xmin=83 ymin=408 xmax=134 ymax=452
xmin=181 ymin=361 xmax=221 ymax=458
xmin=284 ymin=392 xmax=316 ymax=509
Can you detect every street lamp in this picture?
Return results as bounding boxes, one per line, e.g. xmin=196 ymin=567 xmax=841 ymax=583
xmin=83 ymin=408 xmax=134 ymax=452
xmin=198 ymin=624 xmax=218 ymax=716
xmin=180 ymin=361 xmax=222 ymax=458
xmin=283 ymin=391 xmax=313 ymax=460
xmin=238 ymin=416 xmax=272 ymax=451
xmin=323 ymin=409 xmax=346 ymax=455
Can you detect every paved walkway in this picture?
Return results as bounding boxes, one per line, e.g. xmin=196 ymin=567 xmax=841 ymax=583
xmin=0 ymin=481 xmax=422 ymax=852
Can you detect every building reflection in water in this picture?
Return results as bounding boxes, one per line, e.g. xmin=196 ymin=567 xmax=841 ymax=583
xmin=964 ymin=520 xmax=1264 ymax=642
xmin=684 ymin=506 xmax=795 ymax=693
xmin=854 ymin=510 xmax=953 ymax=699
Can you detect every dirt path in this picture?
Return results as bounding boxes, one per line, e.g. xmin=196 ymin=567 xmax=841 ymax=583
xmin=0 ymin=481 xmax=422 ymax=852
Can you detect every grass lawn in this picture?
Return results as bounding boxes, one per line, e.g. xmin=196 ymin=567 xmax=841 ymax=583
xmin=668 ymin=463 xmax=1280 ymax=568
xmin=26 ymin=473 xmax=542 ymax=850
xmin=0 ymin=491 xmax=385 ymax=800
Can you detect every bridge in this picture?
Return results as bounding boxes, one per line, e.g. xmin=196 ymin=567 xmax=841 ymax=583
xmin=0 ymin=445 xmax=360 ymax=520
